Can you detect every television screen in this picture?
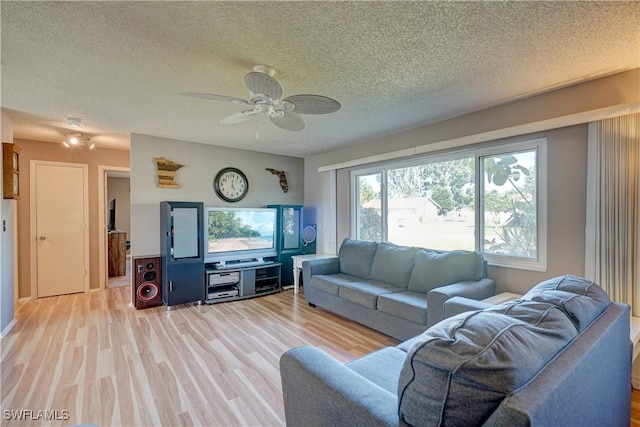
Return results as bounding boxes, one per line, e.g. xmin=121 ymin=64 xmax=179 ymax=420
xmin=108 ymin=198 xmax=116 ymax=231
xmin=206 ymin=208 xmax=277 ymax=262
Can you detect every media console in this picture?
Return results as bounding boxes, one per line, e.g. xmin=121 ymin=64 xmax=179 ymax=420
xmin=204 ymin=262 xmax=282 ymax=304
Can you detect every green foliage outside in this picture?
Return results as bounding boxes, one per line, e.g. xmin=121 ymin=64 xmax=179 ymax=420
xmin=356 ymin=152 xmax=537 ymax=258
xmin=483 ymin=154 xmax=536 ymax=258
xmin=359 ymin=207 xmax=382 ymax=241
xmin=387 ymin=159 xmax=474 ymax=216
xmin=357 ymin=176 xmax=382 ymax=241
xmin=208 ymin=212 xmax=260 ymax=242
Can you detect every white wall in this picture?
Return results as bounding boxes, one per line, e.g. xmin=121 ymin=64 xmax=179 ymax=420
xmin=130 ymin=134 xmax=304 ymax=258
xmin=1 ymin=111 xmax=15 ymax=336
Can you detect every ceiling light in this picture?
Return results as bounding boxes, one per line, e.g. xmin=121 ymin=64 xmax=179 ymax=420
xmin=63 ymin=132 xmax=94 ymax=150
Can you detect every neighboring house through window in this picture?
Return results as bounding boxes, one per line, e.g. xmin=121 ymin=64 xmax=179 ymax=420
xmin=352 ymin=137 xmax=547 ymax=271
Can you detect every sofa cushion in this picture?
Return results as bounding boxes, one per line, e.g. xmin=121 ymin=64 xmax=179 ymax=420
xmin=370 ymin=243 xmax=417 ymax=287
xmin=309 ymin=273 xmax=362 ymax=296
xmin=408 ymin=249 xmax=484 ymax=293
xmin=346 ymin=346 xmax=407 ymax=395
xmin=338 ymin=280 xmax=403 ymax=309
xmin=522 ymin=275 xmax=611 ymax=331
xmin=398 ymin=303 xmax=577 ymax=427
xmin=377 ymin=291 xmax=428 ymax=325
xmin=338 ymin=238 xmax=379 ymax=279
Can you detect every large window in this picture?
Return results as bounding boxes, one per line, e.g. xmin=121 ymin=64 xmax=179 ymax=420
xmin=352 ymin=138 xmax=547 ymax=271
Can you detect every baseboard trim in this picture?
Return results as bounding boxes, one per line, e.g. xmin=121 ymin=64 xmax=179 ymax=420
xmin=632 ymin=374 xmax=640 ymax=390
xmin=0 ymin=318 xmax=17 ymax=338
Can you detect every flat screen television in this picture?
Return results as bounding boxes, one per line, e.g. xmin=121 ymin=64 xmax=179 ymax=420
xmin=204 ymin=207 xmax=277 ymax=267
xmin=108 ymin=198 xmax=116 ymax=231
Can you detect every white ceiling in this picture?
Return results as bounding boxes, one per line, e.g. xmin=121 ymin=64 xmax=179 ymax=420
xmin=2 ymin=1 xmax=639 ymax=157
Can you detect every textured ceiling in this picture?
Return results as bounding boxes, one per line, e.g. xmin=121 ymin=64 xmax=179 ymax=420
xmin=1 ymin=1 xmax=639 ymax=157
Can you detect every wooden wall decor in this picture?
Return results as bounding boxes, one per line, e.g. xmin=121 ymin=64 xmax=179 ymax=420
xmin=155 ymin=157 xmax=184 ymax=188
xmin=266 ymin=168 xmax=289 ymax=193
xmin=3 ymin=142 xmax=21 ymax=199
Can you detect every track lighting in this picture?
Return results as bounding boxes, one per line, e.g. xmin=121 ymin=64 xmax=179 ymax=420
xmin=62 ymin=132 xmax=94 ymax=150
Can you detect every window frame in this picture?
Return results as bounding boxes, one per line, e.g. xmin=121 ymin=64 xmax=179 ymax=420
xmin=350 ymin=137 xmax=547 ymax=272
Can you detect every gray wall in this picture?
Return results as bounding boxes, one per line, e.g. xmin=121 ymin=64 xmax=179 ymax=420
xmin=1 ymin=111 xmax=15 ymax=336
xmin=130 ymin=134 xmax=304 ymax=258
xmin=304 ymin=69 xmax=639 ymax=294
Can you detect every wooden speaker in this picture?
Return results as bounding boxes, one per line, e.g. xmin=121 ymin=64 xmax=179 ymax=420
xmin=133 ymin=256 xmax=163 ymax=309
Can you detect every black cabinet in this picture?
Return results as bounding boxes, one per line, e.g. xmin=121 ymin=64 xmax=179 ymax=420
xmin=268 ymin=205 xmax=314 ymax=287
xmin=165 ymin=262 xmax=205 ymax=306
xmin=160 ymin=201 xmax=205 ymax=307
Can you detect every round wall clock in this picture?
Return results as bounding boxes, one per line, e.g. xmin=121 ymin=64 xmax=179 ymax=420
xmin=214 ymin=167 xmax=249 ymax=202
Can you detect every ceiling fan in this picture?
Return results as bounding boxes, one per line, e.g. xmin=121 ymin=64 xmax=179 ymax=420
xmin=181 ymin=65 xmax=341 ymax=132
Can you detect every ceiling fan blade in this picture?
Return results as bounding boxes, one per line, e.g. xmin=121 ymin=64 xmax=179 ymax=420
xmin=245 ymin=72 xmax=283 ymax=100
xmin=220 ymin=109 xmax=258 ymax=125
xmin=181 ymin=92 xmax=251 ymax=105
xmin=270 ymin=111 xmax=305 ymax=131
xmin=284 ymin=94 xmax=341 ymax=114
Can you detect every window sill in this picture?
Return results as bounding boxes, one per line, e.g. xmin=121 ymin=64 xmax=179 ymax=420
xmin=485 ymin=255 xmax=547 ymax=272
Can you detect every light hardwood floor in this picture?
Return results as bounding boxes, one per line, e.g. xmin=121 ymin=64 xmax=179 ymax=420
xmin=3 ymin=286 xmax=638 ymax=426
xmin=1 ymin=287 xmax=397 ymax=426
xmin=632 ymin=389 xmax=640 ymax=426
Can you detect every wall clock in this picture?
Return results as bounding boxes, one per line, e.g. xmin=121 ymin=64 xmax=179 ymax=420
xmin=214 ymin=167 xmax=249 ymax=202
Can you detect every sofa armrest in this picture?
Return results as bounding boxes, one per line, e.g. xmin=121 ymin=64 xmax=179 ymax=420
xmin=443 ymin=296 xmax=493 ymax=319
xmin=280 ymin=346 xmax=397 ymax=427
xmin=426 ymin=278 xmax=496 ymax=327
xmin=302 ymin=258 xmax=340 ymax=285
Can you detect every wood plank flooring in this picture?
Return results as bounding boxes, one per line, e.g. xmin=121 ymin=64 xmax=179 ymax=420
xmin=632 ymin=389 xmax=640 ymax=426
xmin=1 ymin=287 xmax=397 ymax=426
xmin=2 ymin=286 xmax=639 ymax=426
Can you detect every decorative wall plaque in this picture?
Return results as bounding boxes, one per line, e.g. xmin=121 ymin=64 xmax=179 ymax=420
xmin=155 ymin=157 xmax=184 ymax=188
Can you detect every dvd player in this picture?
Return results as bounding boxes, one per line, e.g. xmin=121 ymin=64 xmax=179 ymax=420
xmin=208 ymin=288 xmax=239 ymax=300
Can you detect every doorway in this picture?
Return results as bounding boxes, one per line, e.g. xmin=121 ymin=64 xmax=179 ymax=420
xmin=98 ymin=166 xmax=131 ymax=290
xmin=30 ymin=161 xmax=89 ymax=298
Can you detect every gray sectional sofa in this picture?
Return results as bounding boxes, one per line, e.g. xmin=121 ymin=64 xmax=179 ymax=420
xmin=280 ymin=275 xmax=632 ymax=426
xmin=302 ymin=238 xmax=496 ymax=340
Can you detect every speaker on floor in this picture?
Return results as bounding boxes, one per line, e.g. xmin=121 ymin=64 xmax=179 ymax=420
xmin=132 ymin=256 xmax=163 ymax=309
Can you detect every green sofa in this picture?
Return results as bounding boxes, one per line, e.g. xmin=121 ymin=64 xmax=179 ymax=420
xmin=302 ymin=238 xmax=496 ymax=340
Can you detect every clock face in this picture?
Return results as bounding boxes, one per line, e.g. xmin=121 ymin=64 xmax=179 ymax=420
xmin=214 ymin=167 xmax=249 ymax=202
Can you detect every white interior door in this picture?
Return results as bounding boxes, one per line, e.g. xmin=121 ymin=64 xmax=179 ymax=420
xmin=34 ymin=162 xmax=88 ymax=297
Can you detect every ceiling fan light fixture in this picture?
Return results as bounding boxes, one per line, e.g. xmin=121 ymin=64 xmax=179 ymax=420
xmin=182 ymin=64 xmax=341 ymax=132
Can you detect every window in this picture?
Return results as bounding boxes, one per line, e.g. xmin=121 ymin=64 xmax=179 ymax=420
xmin=385 ymin=157 xmax=475 ymax=251
xmin=355 ymin=173 xmax=383 ymax=241
xmin=352 ymin=138 xmax=547 ymax=271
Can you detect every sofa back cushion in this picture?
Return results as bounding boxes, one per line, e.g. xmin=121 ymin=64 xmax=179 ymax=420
xmin=407 ymin=249 xmax=484 ymax=293
xmin=522 ymin=274 xmax=611 ymax=332
xmin=370 ymin=243 xmax=417 ymax=287
xmin=397 ymin=302 xmax=577 ymax=427
xmin=338 ymin=238 xmax=378 ymax=279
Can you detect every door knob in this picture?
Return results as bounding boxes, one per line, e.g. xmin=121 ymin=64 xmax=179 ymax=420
xmin=39 ymin=236 xmax=46 ymax=240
